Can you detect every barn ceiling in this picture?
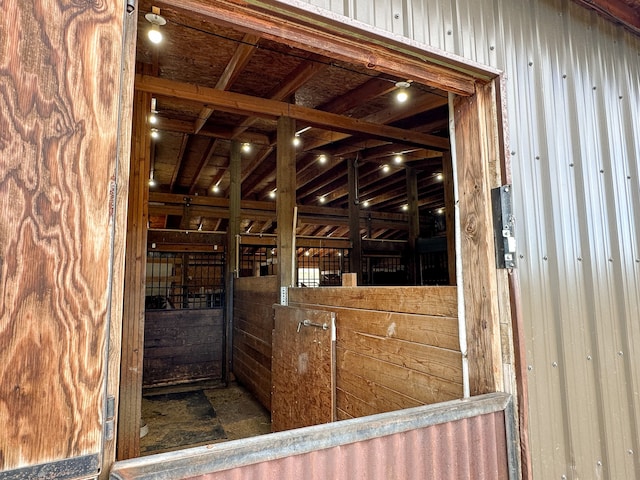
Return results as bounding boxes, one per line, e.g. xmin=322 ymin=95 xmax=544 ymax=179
xmin=135 ymin=1 xmax=452 ymax=241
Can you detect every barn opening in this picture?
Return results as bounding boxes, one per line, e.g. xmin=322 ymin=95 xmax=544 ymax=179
xmin=117 ymin=0 xmax=510 ymax=463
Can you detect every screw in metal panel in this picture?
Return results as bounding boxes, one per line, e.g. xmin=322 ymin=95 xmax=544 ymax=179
xmin=529 ymin=61 xmax=533 ymax=66
xmin=593 ymin=86 xmax=597 ymax=90
xmin=552 ymin=361 xmax=558 ymax=367
xmin=561 ymin=475 xmax=567 ymax=479
xmin=578 ymin=257 xmax=582 ymax=261
xmin=519 ymin=254 xmax=525 ymax=259
xmin=569 ymin=163 xmax=574 ymax=167
xmin=490 ymin=45 xmax=495 ymax=50
xmin=447 ymin=30 xmax=452 ymax=35
xmin=535 ymin=155 xmax=540 ymax=160
xmin=628 ymin=175 xmax=632 ymax=179
xmin=628 ymin=449 xmax=634 ymax=455
xmin=511 ymin=151 xmax=516 ymax=156
xmin=597 ymin=460 xmax=602 ymax=467
xmin=618 ymin=351 xmax=624 ymax=356
xmin=619 ymin=95 xmax=623 ymax=99
xmin=528 ymin=365 xmax=533 ymax=371
xmin=587 ymin=355 xmax=592 ymax=360
xmin=609 ymin=258 xmax=613 ymax=262
xmin=563 ymin=74 xmax=567 ymax=79
xmin=394 ymin=13 xmax=400 ymax=19
xmin=543 ymin=256 xmax=548 ymax=261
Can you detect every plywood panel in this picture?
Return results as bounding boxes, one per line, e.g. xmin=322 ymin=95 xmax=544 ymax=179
xmin=272 ymin=306 xmax=336 ymax=432
xmin=288 ymin=286 xmax=457 ymax=317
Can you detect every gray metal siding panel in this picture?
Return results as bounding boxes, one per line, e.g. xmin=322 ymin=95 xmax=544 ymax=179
xmin=275 ymin=0 xmax=640 ymax=477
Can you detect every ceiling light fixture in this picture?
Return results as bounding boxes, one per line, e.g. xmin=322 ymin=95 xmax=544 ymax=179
xmin=292 ymin=135 xmax=302 ymax=147
xmin=362 ymin=200 xmax=370 ymax=208
xmin=402 ymin=204 xmax=409 ymax=211
xmin=393 ymin=155 xmax=403 ymax=164
xmin=435 ymin=172 xmax=444 ymax=181
xmin=269 ymin=189 xmax=277 ymax=199
xmin=395 ymin=81 xmax=411 ymax=103
xmin=318 ymin=154 xmax=328 ymax=164
xmin=212 ymin=184 xmax=220 ymax=193
xmin=148 ymin=178 xmax=156 ymax=187
xmin=241 ymin=142 xmax=252 ymax=153
xmin=145 ymin=7 xmax=166 ymax=44
xmin=382 ymin=164 xmax=390 ymax=173
xmin=319 ymin=196 xmax=326 ymax=204
xmin=150 ymin=128 xmax=159 ymax=139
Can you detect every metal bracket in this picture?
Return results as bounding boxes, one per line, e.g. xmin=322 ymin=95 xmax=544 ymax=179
xmin=491 ymin=185 xmax=517 ymax=269
xmin=297 ymin=319 xmax=328 ymax=332
xmin=280 ymin=286 xmax=288 ymax=306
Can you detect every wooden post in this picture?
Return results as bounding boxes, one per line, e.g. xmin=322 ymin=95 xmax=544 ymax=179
xmin=225 ymin=140 xmax=241 ymax=382
xmin=276 ymin=117 xmax=296 ymax=290
xmin=118 ymin=89 xmax=152 ymax=459
xmin=348 ymin=158 xmax=362 ymax=284
xmin=102 ymin=5 xmax=137 ymax=477
xmin=406 ymin=166 xmax=419 ymax=285
xmin=341 ymin=273 xmax=358 ymax=287
xmin=442 ymin=151 xmax=456 ymax=286
xmin=453 ymin=82 xmax=504 ymax=395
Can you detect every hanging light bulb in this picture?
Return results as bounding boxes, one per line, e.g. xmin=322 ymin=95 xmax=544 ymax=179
xmin=395 ymin=81 xmax=411 ymax=103
xmin=292 ymin=135 xmax=302 ymax=147
xmin=393 ymin=154 xmax=403 ymax=164
xmin=150 ymin=128 xmax=159 ymax=139
xmin=382 ymin=164 xmax=390 ymax=173
xmin=145 ymin=7 xmax=166 ymax=44
xmin=241 ymin=142 xmax=252 ymax=153
xmin=318 ymin=154 xmax=328 ymax=164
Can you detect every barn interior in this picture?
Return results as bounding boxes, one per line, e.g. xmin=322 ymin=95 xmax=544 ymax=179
xmin=129 ymin=0 xmax=457 ymax=455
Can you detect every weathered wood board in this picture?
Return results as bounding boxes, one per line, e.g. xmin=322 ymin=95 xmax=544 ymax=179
xmin=143 ymin=309 xmax=224 ymax=386
xmin=289 ymin=285 xmax=462 ymax=420
xmin=271 ymin=305 xmax=336 ymax=432
xmin=232 ymin=276 xmax=278 ymax=410
xmin=0 ymin=1 xmax=127 ymax=475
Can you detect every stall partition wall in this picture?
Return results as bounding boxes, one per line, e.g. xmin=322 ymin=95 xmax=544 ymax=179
xmin=232 ymin=278 xmax=463 ymax=422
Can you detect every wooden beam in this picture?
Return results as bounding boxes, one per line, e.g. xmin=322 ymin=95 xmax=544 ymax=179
xmin=443 ymin=151 xmax=456 ymax=285
xmin=118 ymin=90 xmax=151 ymax=460
xmin=406 ymin=167 xmax=419 ymax=284
xmin=301 ymin=93 xmax=449 ymax=152
xmin=348 ymin=158 xmax=362 ymax=284
xmin=163 ymin=0 xmax=485 ymax=95
xmin=276 ymin=117 xmax=297 ymax=288
xmin=135 ymin=75 xmax=451 ymax=150
xmin=194 ymin=33 xmax=260 ymax=133
xmin=454 ymin=81 xmax=503 ymax=395
xmin=188 ymin=138 xmax=218 ymax=194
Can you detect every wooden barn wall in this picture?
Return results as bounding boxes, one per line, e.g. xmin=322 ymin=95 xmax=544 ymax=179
xmin=0 ymin=0 xmax=129 ymax=476
xmin=232 ymin=276 xmax=278 ymax=410
xmin=278 ymin=0 xmax=640 ymax=478
xmin=288 ymin=286 xmax=463 ymax=419
xmin=143 ymin=309 xmax=224 ymax=387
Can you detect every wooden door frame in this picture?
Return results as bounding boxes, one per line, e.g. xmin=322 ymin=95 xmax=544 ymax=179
xmin=115 ymin=0 xmax=530 ymax=476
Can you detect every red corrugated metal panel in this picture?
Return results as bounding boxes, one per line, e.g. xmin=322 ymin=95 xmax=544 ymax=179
xmin=111 ymin=394 xmax=515 ymax=480
xmin=188 ymin=413 xmax=508 ymax=480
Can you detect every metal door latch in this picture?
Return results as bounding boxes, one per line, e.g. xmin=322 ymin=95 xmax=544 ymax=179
xmin=297 ymin=319 xmax=328 ymax=332
xmin=492 ymin=184 xmax=517 ymax=269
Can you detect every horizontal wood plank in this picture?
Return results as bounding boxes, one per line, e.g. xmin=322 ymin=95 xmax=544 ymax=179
xmin=289 ymin=286 xmax=457 ymax=317
xmin=338 ymin=327 xmax=462 ymax=383
xmin=337 ymin=348 xmax=462 ymax=405
xmin=337 ymin=369 xmax=423 ymax=416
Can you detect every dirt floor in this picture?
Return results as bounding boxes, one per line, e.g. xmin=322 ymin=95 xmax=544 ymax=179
xmin=140 ymin=381 xmax=271 ymax=455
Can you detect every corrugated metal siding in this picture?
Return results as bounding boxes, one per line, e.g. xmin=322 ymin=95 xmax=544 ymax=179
xmin=110 ymin=393 xmax=515 ymax=480
xmin=280 ymin=1 xmax=640 ymax=478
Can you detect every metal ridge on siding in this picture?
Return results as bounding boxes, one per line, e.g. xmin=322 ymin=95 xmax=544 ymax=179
xmin=111 ymin=393 xmax=516 ymax=479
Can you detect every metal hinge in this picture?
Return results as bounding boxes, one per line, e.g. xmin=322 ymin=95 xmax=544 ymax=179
xmin=492 ymin=185 xmax=517 ymax=269
xmin=105 ymin=395 xmax=116 ymax=441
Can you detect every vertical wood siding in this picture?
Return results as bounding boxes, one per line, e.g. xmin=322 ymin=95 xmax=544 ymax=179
xmin=282 ymin=0 xmax=640 ymax=477
xmin=0 ymin=0 xmax=126 ymax=473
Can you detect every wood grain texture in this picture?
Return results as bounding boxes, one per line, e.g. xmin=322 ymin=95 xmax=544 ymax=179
xmin=271 ymin=306 xmax=336 ymax=432
xmin=117 ymin=88 xmax=152 ymax=460
xmin=288 ymin=286 xmax=458 ymax=317
xmin=0 ymin=0 xmax=125 ymax=472
xmin=453 ymin=82 xmax=504 ymax=395
xmin=232 ymin=276 xmax=278 ymax=410
xmin=143 ymin=310 xmax=224 ymax=386
xmin=290 ymin=285 xmax=462 ymax=419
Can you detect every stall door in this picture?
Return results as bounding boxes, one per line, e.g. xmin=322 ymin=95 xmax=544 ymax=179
xmin=271 ymin=305 xmax=336 ymax=432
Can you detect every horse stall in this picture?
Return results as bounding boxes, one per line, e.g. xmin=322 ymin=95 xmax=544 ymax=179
xmin=232 ymin=275 xmax=463 ymax=430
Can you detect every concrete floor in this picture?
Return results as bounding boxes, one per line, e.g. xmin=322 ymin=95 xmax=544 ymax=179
xmin=140 ymin=381 xmax=271 ymax=455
